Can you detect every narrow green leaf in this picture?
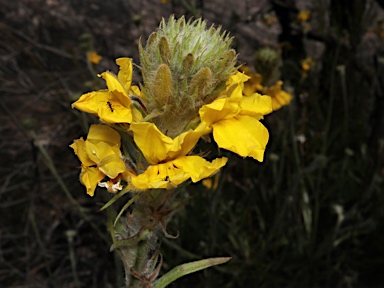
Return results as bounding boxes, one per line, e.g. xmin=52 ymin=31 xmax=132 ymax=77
xmin=153 ymin=257 xmax=231 ymax=288
xmin=113 ymin=194 xmax=140 ymax=226
xmin=99 ymin=188 xmax=131 ymax=211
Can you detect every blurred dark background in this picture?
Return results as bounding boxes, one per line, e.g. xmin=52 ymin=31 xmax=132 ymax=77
xmin=1 ymin=0 xmax=384 ymax=287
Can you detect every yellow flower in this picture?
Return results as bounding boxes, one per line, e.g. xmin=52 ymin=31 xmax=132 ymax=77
xmin=294 ymin=10 xmax=311 ymax=32
xmin=87 ymin=51 xmax=103 ymax=64
xmin=300 ymin=57 xmax=315 ymax=78
xmin=199 ymin=72 xmax=272 ymax=161
xmin=129 ymin=122 xmax=227 ymax=189
xmin=301 ymin=57 xmax=314 ymax=72
xmin=265 ymin=81 xmax=293 ymax=111
xmin=70 ymin=124 xmax=127 ymax=196
xmin=72 ymin=58 xmax=142 ymax=124
xmin=240 ymin=66 xmax=292 ymax=111
xmin=239 ymin=66 xmax=264 ymax=96
xmin=297 ymin=10 xmax=311 ymax=22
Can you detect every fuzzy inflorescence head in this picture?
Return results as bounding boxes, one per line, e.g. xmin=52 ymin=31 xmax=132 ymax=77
xmin=139 ymin=15 xmax=238 ymax=137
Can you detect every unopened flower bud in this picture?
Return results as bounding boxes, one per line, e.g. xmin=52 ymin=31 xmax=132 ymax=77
xmin=153 ymin=64 xmax=173 ymax=106
xmin=254 ymin=47 xmax=281 ymax=86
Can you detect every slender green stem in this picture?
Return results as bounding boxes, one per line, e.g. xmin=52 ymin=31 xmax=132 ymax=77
xmin=66 ymin=230 xmax=80 ymax=288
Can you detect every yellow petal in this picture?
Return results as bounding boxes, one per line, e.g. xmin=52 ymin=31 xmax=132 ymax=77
xmin=199 ymin=97 xmax=241 ymax=126
xmin=86 ymin=141 xmax=126 ymax=179
xmin=172 ymin=156 xmax=227 ymax=182
xmin=71 ymin=124 xmax=125 ymax=195
xmin=271 ymin=90 xmax=292 ymax=111
xmin=131 ymin=106 xmax=143 ymax=122
xmin=99 ymin=71 xmax=130 ymax=106
xmin=70 ymin=138 xmax=95 ymax=167
xmin=80 ymin=167 xmax=105 ymax=196
xmin=212 ymin=115 xmax=269 ymax=161
xmin=131 ymin=162 xmax=189 ymax=190
xmin=97 ymin=98 xmax=133 ymax=124
xmin=116 ymin=58 xmax=133 ymax=92
xmin=130 ymin=85 xmax=145 ymax=99
xmin=129 ymin=85 xmax=145 ymax=122
xmin=72 ymin=90 xmax=133 ymax=124
xmin=130 ymin=85 xmax=140 ymax=95
xmin=265 ymin=81 xmax=293 ymax=111
xmin=71 ymin=90 xmax=110 ymax=114
xmin=131 ymin=156 xmax=227 ymax=190
xmin=167 ymin=122 xmax=210 ymax=160
xmin=87 ymin=124 xmax=121 ymax=148
xmin=130 ymin=122 xmax=173 ymax=164
xmin=240 ymin=93 xmax=272 ymax=117
xmin=199 ymin=77 xmax=245 ymax=126
xmin=226 ymin=71 xmax=250 ymax=87
xmin=242 ymin=73 xmax=263 ymax=96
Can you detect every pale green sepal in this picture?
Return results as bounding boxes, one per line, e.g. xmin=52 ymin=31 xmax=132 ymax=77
xmin=153 ymin=257 xmax=231 ymax=288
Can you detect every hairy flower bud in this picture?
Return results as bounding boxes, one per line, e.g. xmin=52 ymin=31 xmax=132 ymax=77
xmin=254 ymin=47 xmax=282 ymax=86
xmin=139 ymin=16 xmax=238 ymax=137
xmin=153 ymin=64 xmax=174 ymax=106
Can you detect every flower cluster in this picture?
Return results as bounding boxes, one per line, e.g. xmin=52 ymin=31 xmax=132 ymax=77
xmin=240 ymin=65 xmax=292 ymax=111
xmin=294 ymin=10 xmax=312 ymax=32
xmin=71 ymin=16 xmax=273 ymax=196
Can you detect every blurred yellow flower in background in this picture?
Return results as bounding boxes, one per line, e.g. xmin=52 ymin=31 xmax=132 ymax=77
xmin=240 ymin=66 xmax=263 ymax=97
xmin=297 ymin=10 xmax=311 ymax=22
xmin=265 ymin=81 xmax=293 ymax=111
xmin=87 ymin=51 xmax=103 ymax=64
xmin=301 ymin=57 xmax=314 ymax=72
xmin=301 ymin=57 xmax=315 ymax=78
xmin=294 ymin=10 xmax=311 ymax=32
xmin=240 ymin=66 xmax=293 ymax=111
